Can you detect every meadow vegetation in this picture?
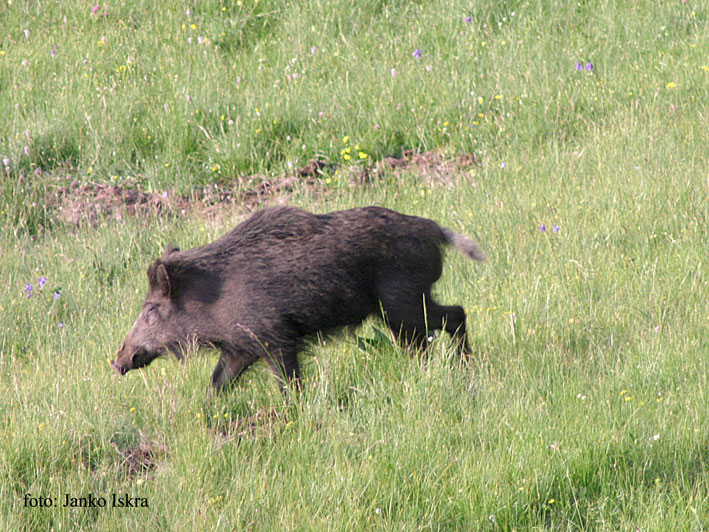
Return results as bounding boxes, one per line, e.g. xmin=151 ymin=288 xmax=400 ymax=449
xmin=1 ymin=0 xmax=707 ymax=530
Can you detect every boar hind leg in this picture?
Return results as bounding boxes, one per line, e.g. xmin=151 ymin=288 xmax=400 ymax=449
xmin=381 ymin=289 xmax=472 ymax=358
xmin=211 ymin=352 xmax=257 ymax=391
xmin=380 ymin=301 xmax=429 ymax=353
xmin=424 ymin=301 xmax=472 ymax=358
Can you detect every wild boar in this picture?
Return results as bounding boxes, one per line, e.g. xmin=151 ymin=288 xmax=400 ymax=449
xmin=112 ymin=206 xmax=484 ymax=391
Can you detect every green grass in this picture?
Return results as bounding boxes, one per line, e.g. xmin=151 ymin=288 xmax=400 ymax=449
xmin=1 ymin=0 xmax=708 ymax=530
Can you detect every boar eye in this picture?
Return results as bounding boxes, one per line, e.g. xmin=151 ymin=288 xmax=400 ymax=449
xmin=145 ymin=305 xmax=160 ymax=323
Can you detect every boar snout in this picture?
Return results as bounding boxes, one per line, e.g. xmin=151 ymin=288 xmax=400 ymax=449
xmin=112 ymin=342 xmax=164 ymax=376
xmin=111 ymin=342 xmax=136 ymax=376
xmin=110 ymin=359 xmax=128 ymax=376
xmin=111 ymin=343 xmax=148 ymax=376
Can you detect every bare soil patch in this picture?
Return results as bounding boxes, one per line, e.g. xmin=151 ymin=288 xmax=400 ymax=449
xmin=369 ymin=149 xmax=478 ymax=185
xmin=211 ymin=407 xmax=286 ymax=447
xmin=48 ymin=150 xmax=477 ymax=225
xmin=111 ymin=434 xmax=166 ymax=477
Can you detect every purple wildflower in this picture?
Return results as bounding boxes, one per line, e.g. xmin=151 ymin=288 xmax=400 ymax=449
xmin=24 ymin=283 xmax=33 ymax=298
xmin=575 ymin=62 xmax=583 ymax=71
xmin=53 ymin=291 xmax=61 ymax=300
xmin=465 ymin=16 xmax=472 ymax=23
xmin=585 ymin=62 xmax=594 ymax=71
xmin=539 ymin=224 xmax=547 ymax=233
xmin=553 ymin=225 xmax=560 ymax=233
xmin=412 ymin=49 xmax=423 ymax=59
xmin=58 ymin=322 xmax=64 ymax=329
xmin=500 ymin=162 xmax=507 ymax=169
xmin=38 ymin=276 xmax=47 ymax=289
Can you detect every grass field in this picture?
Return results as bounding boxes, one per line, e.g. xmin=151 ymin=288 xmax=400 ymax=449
xmin=1 ymin=0 xmax=707 ymax=530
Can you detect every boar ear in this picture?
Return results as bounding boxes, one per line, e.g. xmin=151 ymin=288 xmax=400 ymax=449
xmin=163 ymin=244 xmax=180 ymax=258
xmin=155 ymin=263 xmax=172 ymax=298
xmin=148 ymin=261 xmax=174 ymax=299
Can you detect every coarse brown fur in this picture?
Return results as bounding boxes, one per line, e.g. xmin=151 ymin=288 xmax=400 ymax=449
xmin=112 ymin=206 xmax=484 ymax=391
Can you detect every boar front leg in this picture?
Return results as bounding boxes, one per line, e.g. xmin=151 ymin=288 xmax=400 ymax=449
xmin=264 ymin=349 xmax=301 ymax=392
xmin=211 ymin=351 xmax=258 ymax=391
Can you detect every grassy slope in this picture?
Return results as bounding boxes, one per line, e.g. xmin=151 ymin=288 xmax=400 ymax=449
xmin=1 ymin=0 xmax=707 ymax=530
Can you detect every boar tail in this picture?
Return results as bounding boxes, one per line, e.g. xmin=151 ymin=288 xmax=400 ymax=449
xmin=442 ymin=228 xmax=485 ymax=261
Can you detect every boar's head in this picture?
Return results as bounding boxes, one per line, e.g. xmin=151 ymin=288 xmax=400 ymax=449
xmin=112 ymin=257 xmax=192 ymax=376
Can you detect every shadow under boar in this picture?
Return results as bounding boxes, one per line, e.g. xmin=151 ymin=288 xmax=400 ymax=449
xmin=112 ymin=206 xmax=484 ymax=391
